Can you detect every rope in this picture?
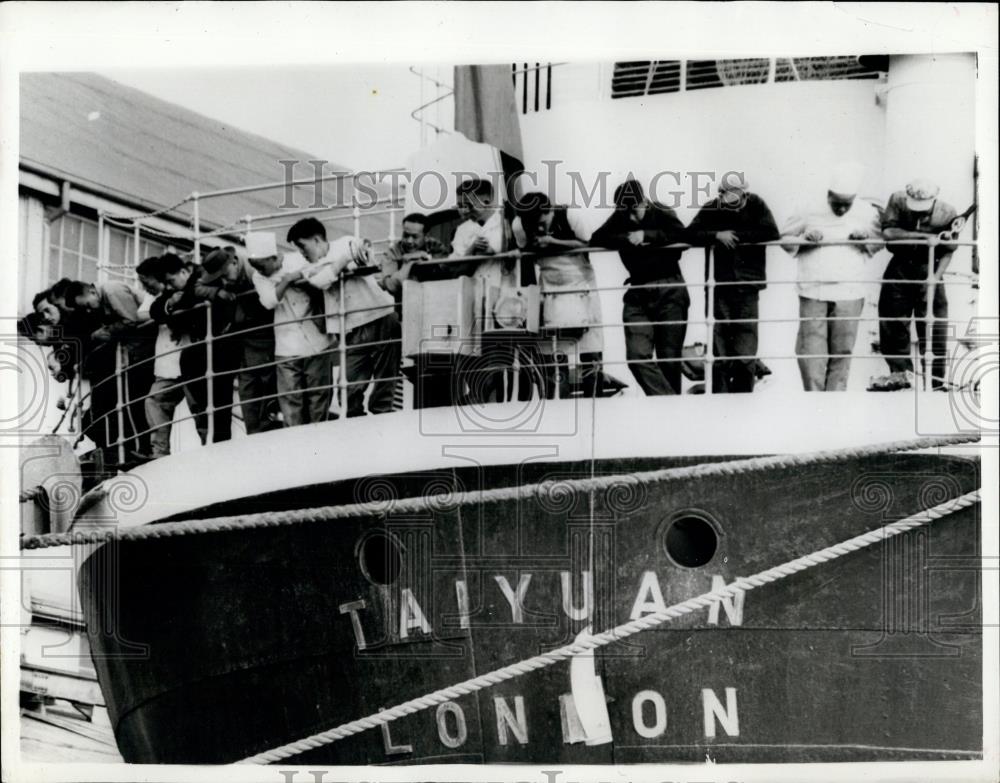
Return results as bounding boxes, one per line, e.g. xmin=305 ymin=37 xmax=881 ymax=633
xmin=20 ymin=433 xmax=977 ymax=551
xmin=239 ymin=488 xmax=981 ymax=763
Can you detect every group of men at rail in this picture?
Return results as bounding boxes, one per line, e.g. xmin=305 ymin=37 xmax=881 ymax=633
xmin=22 ymin=171 xmax=964 ymax=467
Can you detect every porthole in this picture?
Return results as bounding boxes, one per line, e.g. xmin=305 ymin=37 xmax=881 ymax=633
xmin=357 ymin=531 xmax=403 ymax=586
xmin=663 ymin=512 xmax=719 ymax=568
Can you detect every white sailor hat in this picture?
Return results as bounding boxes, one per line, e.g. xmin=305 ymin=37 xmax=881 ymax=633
xmin=245 ymin=232 xmax=278 ymax=260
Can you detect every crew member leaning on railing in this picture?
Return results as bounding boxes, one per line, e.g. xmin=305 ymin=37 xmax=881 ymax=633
xmin=137 ymin=256 xmax=190 ymax=459
xmin=29 ymin=285 xmax=85 ymax=384
xmin=227 ymin=252 xmax=280 ymax=434
xmin=247 ymin=231 xmax=332 ymax=428
xmin=872 ymin=178 xmax=958 ymax=391
xmin=66 ymin=278 xmax=153 ymax=461
xmin=686 ymin=174 xmax=780 ymax=394
xmin=380 ymin=213 xmax=453 ymax=299
xmin=591 ymin=179 xmax=689 ymax=397
xmin=380 ymin=213 xmax=455 ymax=409
xmin=450 ymin=177 xmax=537 ymax=405
xmin=194 ymin=246 xmax=278 ymax=436
xmin=288 ymin=218 xmax=402 ymax=418
xmin=149 ymin=253 xmax=232 ymax=444
xmin=781 ymin=163 xmax=883 ymax=392
xmin=516 ymin=192 xmax=605 ymax=399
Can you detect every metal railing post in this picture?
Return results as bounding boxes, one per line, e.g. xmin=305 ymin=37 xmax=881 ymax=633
xmin=74 ymin=374 xmax=83 ymax=435
xmin=192 ymin=193 xmax=201 ymax=263
xmin=338 ymin=273 xmax=349 ymax=415
xmin=205 ymin=304 xmax=215 ymax=442
xmin=132 ymin=220 xmax=141 ymax=271
xmin=923 ymin=242 xmax=935 ymax=391
xmin=353 ymin=204 xmax=361 ymax=240
xmin=97 ymin=212 xmax=106 ymax=285
xmin=704 ymin=247 xmax=715 ymax=395
xmin=552 ymin=334 xmax=560 ymax=400
xmin=114 ymin=345 xmax=126 ymax=466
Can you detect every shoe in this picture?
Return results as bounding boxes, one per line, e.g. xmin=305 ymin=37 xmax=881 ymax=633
xmin=867 ymin=370 xmax=913 ymax=392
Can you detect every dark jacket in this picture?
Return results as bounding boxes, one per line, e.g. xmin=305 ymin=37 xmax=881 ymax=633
xmin=685 ymin=192 xmax=780 ymax=289
xmin=196 ymin=263 xmax=275 ymax=347
xmin=591 ymin=202 xmax=687 ymax=285
xmin=881 ymin=190 xmax=958 ymax=271
xmin=149 ymin=267 xmax=210 ymax=344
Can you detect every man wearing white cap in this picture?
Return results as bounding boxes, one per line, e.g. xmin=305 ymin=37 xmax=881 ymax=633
xmin=781 ymin=164 xmax=882 ymax=391
xmin=873 ymin=178 xmax=958 ymax=390
xmin=686 ymin=172 xmax=780 ymax=393
xmin=246 ymin=231 xmax=332 ymax=427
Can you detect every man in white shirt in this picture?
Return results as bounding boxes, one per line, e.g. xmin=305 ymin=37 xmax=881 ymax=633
xmin=247 ymin=231 xmax=332 ymax=427
xmin=136 ymin=256 xmax=190 ymax=457
xmin=287 ymin=218 xmax=401 ymax=417
xmin=781 ymin=164 xmax=882 ymax=391
xmin=450 ymin=177 xmax=532 ymax=404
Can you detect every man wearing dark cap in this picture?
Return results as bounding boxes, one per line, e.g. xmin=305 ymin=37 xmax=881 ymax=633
xmin=149 ymin=251 xmax=236 ymax=443
xmin=686 ymin=174 xmax=780 ymax=393
xmin=872 ymin=179 xmax=958 ymax=390
xmin=197 ymin=246 xmax=278 ymax=434
xmin=592 ymin=178 xmax=689 ymax=395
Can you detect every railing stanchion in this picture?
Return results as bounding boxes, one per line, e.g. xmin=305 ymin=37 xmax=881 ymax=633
xmin=551 ymin=334 xmax=560 ymax=400
xmin=74 ymin=373 xmax=83 ymax=435
xmin=353 ymin=205 xmax=361 ymax=239
xmin=97 ymin=212 xmax=106 ymax=286
xmin=205 ymin=304 xmax=215 ymax=443
xmin=133 ymin=220 xmax=141 ymax=271
xmin=924 ymin=242 xmax=935 ymax=391
xmin=192 ymin=193 xmax=201 ymax=263
xmin=338 ymin=273 xmax=349 ymax=416
xmin=704 ymin=247 xmax=715 ymax=395
xmin=114 ymin=345 xmax=126 ymax=466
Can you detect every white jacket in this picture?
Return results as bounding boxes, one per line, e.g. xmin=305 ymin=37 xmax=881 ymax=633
xmin=302 ymin=237 xmax=395 ymax=337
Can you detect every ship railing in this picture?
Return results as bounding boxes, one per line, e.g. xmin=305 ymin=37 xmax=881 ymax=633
xmin=58 ymin=237 xmax=979 ymax=466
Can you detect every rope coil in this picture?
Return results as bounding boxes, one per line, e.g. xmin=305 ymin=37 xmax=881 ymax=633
xmin=239 ymin=488 xmax=981 ymax=764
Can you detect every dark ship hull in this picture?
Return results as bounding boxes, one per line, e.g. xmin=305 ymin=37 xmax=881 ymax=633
xmin=76 ymin=401 xmax=982 ymax=764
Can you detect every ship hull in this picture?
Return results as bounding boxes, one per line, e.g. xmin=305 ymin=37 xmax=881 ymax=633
xmin=79 ymin=447 xmax=981 ymax=764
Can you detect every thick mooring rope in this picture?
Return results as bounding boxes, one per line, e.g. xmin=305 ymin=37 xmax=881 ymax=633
xmin=20 ymin=433 xmax=978 ymax=551
xmin=238 ymin=488 xmax=981 ymax=763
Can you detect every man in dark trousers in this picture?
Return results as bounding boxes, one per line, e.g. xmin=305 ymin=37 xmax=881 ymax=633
xmin=686 ymin=174 xmax=780 ymax=393
xmin=196 ymin=247 xmax=279 ymax=433
xmin=592 ymin=179 xmax=689 ymax=395
xmin=872 ymin=178 xmax=958 ymax=390
xmin=150 ymin=253 xmax=236 ymax=444
xmin=67 ymin=278 xmax=153 ymax=460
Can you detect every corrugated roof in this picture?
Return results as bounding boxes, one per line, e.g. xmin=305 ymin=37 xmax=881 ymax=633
xmin=19 ymin=72 xmax=391 ymax=241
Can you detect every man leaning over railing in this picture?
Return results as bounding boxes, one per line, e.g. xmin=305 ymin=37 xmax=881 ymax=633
xmin=288 ymin=218 xmax=401 ymax=418
xmin=380 ymin=212 xmax=455 ymax=409
xmin=66 ymin=278 xmax=153 ymax=462
xmin=136 ymin=256 xmax=189 ymax=458
xmin=781 ymin=163 xmax=882 ymax=392
xmin=871 ymin=179 xmax=958 ymax=391
xmin=149 ymin=253 xmax=231 ymax=445
xmin=592 ymin=179 xmax=688 ymax=397
xmin=450 ymin=177 xmax=531 ymax=404
xmin=686 ymin=173 xmax=780 ymax=394
xmin=247 ymin=231 xmax=333 ymax=427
